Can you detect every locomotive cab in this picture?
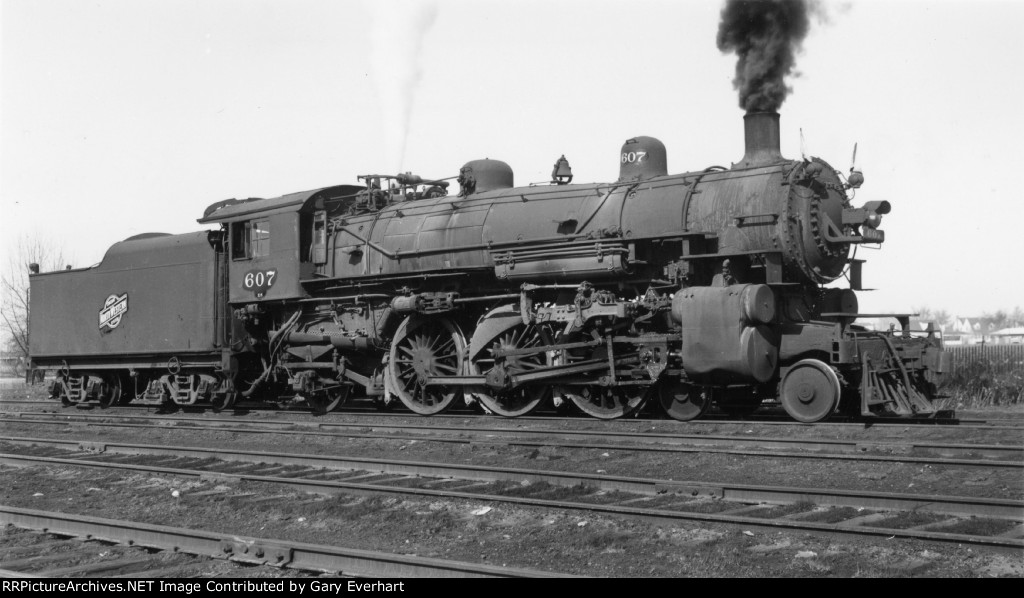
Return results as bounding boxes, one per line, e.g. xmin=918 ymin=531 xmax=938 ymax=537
xmin=199 ymin=185 xmax=362 ymax=305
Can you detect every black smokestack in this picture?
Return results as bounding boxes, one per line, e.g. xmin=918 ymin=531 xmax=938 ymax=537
xmin=740 ymin=111 xmax=783 ymax=167
xmin=717 ymin=0 xmax=810 ymax=112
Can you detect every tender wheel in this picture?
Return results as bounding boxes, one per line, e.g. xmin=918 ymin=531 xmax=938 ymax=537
xmin=97 ymin=374 xmax=122 ymax=409
xmin=210 ymin=391 xmax=237 ymax=412
xmin=57 ymin=375 xmax=81 ymax=407
xmin=780 ymin=359 xmax=840 ymax=423
xmin=658 ymin=380 xmax=710 ymax=421
xmin=59 ymin=388 xmax=76 ymax=407
xmin=388 ymin=317 xmax=466 ymax=415
xmin=468 ymin=323 xmax=552 ymax=418
xmin=715 ymin=387 xmax=763 ymax=419
xmin=308 ymin=385 xmax=350 ymax=415
xmin=558 ymin=385 xmax=649 ymax=420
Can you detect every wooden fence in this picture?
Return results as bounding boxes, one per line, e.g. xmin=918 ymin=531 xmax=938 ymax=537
xmin=946 ymin=344 xmax=1024 ymax=377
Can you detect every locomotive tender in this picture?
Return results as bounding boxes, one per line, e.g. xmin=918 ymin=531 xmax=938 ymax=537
xmin=29 ymin=111 xmax=948 ymax=422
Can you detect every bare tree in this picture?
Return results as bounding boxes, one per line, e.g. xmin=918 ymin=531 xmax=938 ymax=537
xmin=1011 ymin=307 xmax=1024 ymax=328
xmin=983 ymin=309 xmax=1010 ymax=331
xmin=1 ymin=237 xmax=66 ymax=376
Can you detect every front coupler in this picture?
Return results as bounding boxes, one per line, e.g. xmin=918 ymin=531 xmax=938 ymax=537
xmin=853 ymin=331 xmax=947 ymax=417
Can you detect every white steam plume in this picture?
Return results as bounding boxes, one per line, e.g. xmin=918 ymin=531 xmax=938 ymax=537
xmin=366 ymin=0 xmax=439 ymax=173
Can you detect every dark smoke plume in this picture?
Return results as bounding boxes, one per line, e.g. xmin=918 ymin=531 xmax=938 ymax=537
xmin=717 ymin=0 xmax=810 ymax=112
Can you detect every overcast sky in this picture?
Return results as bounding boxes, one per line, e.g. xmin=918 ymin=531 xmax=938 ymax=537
xmin=2 ymin=0 xmax=1022 ymax=318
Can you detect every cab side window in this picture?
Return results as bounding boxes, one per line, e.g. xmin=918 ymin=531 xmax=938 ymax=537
xmin=312 ymin=211 xmax=327 ymax=264
xmin=231 ymin=220 xmax=271 ymax=259
xmin=251 ymin=220 xmax=270 ymax=257
xmin=231 ymin=222 xmax=250 ymax=259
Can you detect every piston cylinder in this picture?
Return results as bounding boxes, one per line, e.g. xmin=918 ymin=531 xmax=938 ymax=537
xmin=672 ymin=284 xmax=778 ymax=383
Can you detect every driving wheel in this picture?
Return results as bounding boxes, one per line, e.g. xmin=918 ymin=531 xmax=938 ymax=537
xmin=658 ymin=380 xmax=710 ymax=421
xmin=388 ymin=316 xmax=466 ymax=415
xmin=468 ymin=322 xmax=553 ymax=417
xmin=558 ymin=384 xmax=649 ymax=420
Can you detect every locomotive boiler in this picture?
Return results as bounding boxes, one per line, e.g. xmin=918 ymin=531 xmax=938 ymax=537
xmin=29 ymin=111 xmax=947 ymax=422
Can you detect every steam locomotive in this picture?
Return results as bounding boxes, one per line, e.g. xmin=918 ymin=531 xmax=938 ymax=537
xmin=29 ymin=111 xmax=948 ymax=422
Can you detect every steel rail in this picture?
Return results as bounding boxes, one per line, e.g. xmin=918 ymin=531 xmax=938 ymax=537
xmin=1 ymin=436 xmax=1021 ymax=521
xmin=0 ymin=505 xmax=569 ymax=578
xmin=4 ymin=399 xmax=1023 ymax=430
xmin=1 ymin=451 xmax=1020 ymax=550
xmin=6 ymin=413 xmax=1021 ymax=463
xmin=1 ymin=529 xmax=238 ymax=578
xmin=6 ymin=397 xmax=1024 ymax=430
xmin=2 ymin=414 xmax=1021 ymax=470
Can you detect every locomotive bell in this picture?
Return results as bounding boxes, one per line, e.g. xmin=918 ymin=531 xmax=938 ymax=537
xmin=848 ymin=168 xmax=864 ymax=189
xmin=618 ymin=136 xmax=667 ymax=182
xmin=551 ymin=155 xmax=573 ymax=185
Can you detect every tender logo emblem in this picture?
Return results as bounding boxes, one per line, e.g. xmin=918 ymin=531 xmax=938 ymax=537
xmin=99 ymin=293 xmax=129 ymax=330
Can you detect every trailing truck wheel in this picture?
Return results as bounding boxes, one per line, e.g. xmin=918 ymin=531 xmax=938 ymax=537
xmin=308 ymin=385 xmax=350 ymax=415
xmin=780 ymin=359 xmax=840 ymax=423
xmin=467 ymin=322 xmax=553 ymax=418
xmin=658 ymin=381 xmax=710 ymax=422
xmin=388 ymin=316 xmax=466 ymax=416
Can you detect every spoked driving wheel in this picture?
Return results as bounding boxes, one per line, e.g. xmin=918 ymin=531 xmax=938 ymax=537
xmin=388 ymin=316 xmax=466 ymax=415
xmin=553 ymin=340 xmax=649 ymax=419
xmin=558 ymin=384 xmax=650 ymax=420
xmin=468 ymin=322 xmax=553 ymax=417
xmin=657 ymin=380 xmax=710 ymax=421
xmin=780 ymin=359 xmax=840 ymax=423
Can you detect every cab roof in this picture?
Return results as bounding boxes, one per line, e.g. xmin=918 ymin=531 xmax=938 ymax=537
xmin=197 ymin=184 xmax=363 ymax=224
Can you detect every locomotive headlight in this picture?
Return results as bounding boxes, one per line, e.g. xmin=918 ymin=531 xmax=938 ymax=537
xmin=841 ymin=200 xmax=890 ymax=242
xmin=865 ymin=212 xmax=883 ymax=229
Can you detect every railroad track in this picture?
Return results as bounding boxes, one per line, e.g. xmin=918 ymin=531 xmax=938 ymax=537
xmin=0 ymin=523 xmax=302 ymax=578
xmin=2 ymin=437 xmax=1021 ymax=549
xmin=4 ymin=413 xmax=1021 ymax=467
xmin=3 ymin=398 xmax=1023 ymax=430
xmin=0 ymin=505 xmax=566 ymax=578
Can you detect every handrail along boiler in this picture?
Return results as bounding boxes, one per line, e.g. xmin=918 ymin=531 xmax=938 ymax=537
xmin=29 ymin=111 xmax=947 ymax=422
